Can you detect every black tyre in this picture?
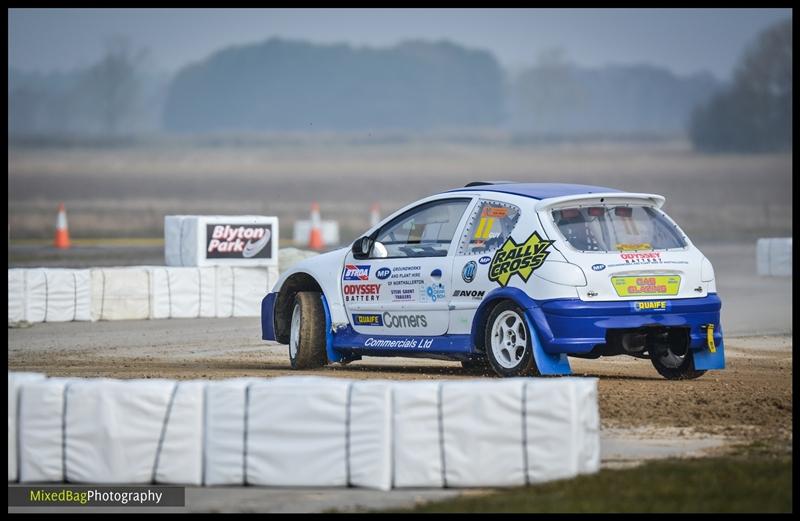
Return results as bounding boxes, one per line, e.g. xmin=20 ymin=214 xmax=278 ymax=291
xmin=649 ymin=330 xmax=705 ymax=380
xmin=288 ymin=291 xmax=328 ymax=369
xmin=485 ymin=301 xmax=539 ymax=377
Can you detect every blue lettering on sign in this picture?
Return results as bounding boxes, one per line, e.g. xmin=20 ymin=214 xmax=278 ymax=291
xmin=478 ymin=256 xmax=491 ymax=265
xmin=462 ymin=261 xmax=477 ymax=283
xmin=630 ymin=301 xmax=671 ymax=312
xmin=352 ymin=313 xmax=383 ymax=326
xmin=592 ymin=264 xmax=606 ymax=271
xmin=376 ymin=267 xmax=392 ymax=280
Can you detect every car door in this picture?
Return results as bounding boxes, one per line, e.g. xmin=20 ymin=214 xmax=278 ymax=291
xmin=449 ymin=198 xmax=523 ymax=334
xmin=342 ymin=197 xmax=475 ymax=336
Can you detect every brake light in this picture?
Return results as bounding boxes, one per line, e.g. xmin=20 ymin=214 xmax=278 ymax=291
xmin=559 ymin=208 xmax=580 ymax=219
xmin=587 ymin=207 xmax=604 ymax=217
xmin=614 ymin=206 xmax=633 ymax=217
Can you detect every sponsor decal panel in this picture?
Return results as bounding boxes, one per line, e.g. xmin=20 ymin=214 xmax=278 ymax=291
xmin=343 ymin=283 xmax=381 ymax=302
xmin=591 ymin=263 xmax=606 ymax=271
xmin=616 ymin=243 xmax=653 ymax=251
xmin=387 ymin=265 xmax=422 ymax=286
xmin=420 ymin=283 xmax=446 ymax=302
xmin=462 ymin=261 xmax=477 ymax=283
xmin=352 ymin=313 xmax=383 ymax=326
xmin=488 ymin=231 xmax=554 ymax=287
xmin=452 ymin=289 xmax=485 ymax=299
xmin=478 ymin=256 xmax=491 ymax=265
xmin=364 ymin=337 xmax=434 ymax=349
xmin=630 ymin=300 xmax=672 ymax=312
xmin=343 ymin=264 xmax=371 ymax=281
xmin=390 ymin=288 xmax=416 ymax=301
xmin=375 ymin=267 xmax=392 ymax=280
xmin=612 ymin=276 xmax=681 ymax=297
xmin=206 ymin=224 xmax=273 ymax=259
xmin=352 ymin=312 xmax=429 ymax=329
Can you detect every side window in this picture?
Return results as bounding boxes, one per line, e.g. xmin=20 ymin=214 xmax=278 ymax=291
xmin=372 ymin=199 xmax=471 ymax=258
xmin=457 ymin=200 xmax=521 ymax=256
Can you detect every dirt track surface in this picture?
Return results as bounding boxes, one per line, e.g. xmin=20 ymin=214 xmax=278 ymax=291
xmin=8 ymin=318 xmax=792 ymax=444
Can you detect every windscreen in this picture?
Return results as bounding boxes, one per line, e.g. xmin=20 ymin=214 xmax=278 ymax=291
xmin=551 ymin=205 xmax=687 ymax=252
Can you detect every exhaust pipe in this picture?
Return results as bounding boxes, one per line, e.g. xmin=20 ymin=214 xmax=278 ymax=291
xmin=621 ymin=332 xmax=648 ymax=353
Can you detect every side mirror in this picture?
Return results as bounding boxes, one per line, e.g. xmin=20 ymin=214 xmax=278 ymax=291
xmin=352 ymin=236 xmax=373 ymax=259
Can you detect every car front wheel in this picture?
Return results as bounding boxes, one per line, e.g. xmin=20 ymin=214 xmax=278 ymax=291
xmin=485 ymin=301 xmax=539 ymax=377
xmin=289 ymin=291 xmax=328 ymax=369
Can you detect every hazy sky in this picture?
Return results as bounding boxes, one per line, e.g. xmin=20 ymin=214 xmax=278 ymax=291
xmin=8 ymin=8 xmax=791 ymax=78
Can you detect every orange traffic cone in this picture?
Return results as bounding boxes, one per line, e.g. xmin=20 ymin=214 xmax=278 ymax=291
xmin=54 ymin=203 xmax=71 ymax=249
xmin=369 ymin=203 xmax=380 ymax=228
xmin=308 ymin=202 xmax=324 ymax=251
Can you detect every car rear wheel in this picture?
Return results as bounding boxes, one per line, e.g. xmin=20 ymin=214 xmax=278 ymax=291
xmin=289 ymin=291 xmax=328 ymax=369
xmin=649 ymin=330 xmax=705 ymax=380
xmin=485 ymin=301 xmax=539 ymax=377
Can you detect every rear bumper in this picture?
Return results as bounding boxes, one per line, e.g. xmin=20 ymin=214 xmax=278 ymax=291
xmin=530 ymin=294 xmax=723 ymax=355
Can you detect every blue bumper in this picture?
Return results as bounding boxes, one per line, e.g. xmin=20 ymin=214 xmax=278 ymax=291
xmin=532 ymin=294 xmax=723 ymax=354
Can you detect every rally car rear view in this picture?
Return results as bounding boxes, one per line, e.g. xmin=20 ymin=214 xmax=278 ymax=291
xmin=261 ymin=182 xmax=725 ymax=379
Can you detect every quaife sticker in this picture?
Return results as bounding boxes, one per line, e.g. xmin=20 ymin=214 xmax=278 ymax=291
xmin=630 ymin=301 xmax=671 ymax=312
xmin=488 ymin=231 xmax=554 ymax=287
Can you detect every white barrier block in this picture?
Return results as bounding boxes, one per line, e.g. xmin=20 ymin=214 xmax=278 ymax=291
xmin=525 ymin=378 xmax=583 ymax=484
xmin=18 ymin=378 xmax=71 ymax=482
xmin=43 ymin=269 xmax=92 ymax=322
xmin=349 ymin=381 xmax=393 ymax=491
xmin=441 ymin=380 xmax=526 ymax=487
xmin=246 ymin=377 xmax=350 ymax=486
xmin=165 ymin=215 xmax=278 ymax=267
xmin=64 ymin=379 xmax=176 ymax=483
xmin=8 ymin=372 xmax=46 ymax=482
xmin=8 ymin=269 xmax=26 ymax=324
xmin=149 ymin=267 xmax=204 ymax=319
xmin=91 ymin=268 xmax=151 ymax=321
xmin=204 ymin=378 xmax=255 ymax=485
xmin=392 ymin=382 xmax=444 ymax=488
xmin=575 ymin=378 xmax=601 ymax=475
xmin=232 ymin=267 xmax=278 ymax=317
xmin=757 ymin=238 xmax=793 ymax=277
xmin=154 ymin=381 xmax=206 ymax=485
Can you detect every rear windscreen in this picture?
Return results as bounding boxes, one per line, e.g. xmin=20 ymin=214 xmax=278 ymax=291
xmin=551 ymin=205 xmax=687 ymax=252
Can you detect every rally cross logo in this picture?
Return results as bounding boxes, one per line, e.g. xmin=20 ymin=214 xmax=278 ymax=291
xmin=488 ymin=231 xmax=554 ymax=287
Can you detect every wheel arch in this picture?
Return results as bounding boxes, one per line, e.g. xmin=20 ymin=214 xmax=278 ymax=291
xmin=274 ymin=272 xmax=324 ymax=344
xmin=470 ymin=287 xmax=537 ymax=353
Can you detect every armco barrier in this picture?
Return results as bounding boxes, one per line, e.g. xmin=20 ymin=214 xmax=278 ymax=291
xmin=8 ymin=373 xmax=600 ymax=490
xmin=756 ymin=237 xmax=792 ymax=277
xmin=8 ymin=266 xmax=278 ymax=323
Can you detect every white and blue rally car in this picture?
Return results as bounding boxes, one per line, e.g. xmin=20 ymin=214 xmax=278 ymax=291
xmin=261 ymin=182 xmax=725 ymax=379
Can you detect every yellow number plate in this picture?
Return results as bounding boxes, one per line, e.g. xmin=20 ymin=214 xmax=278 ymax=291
xmin=612 ymin=275 xmax=681 ymax=297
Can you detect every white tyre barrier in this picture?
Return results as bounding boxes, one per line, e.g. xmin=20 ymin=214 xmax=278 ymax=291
xmin=8 ymin=372 xmax=46 ymax=482
xmin=18 ymin=378 xmax=71 ymax=482
xmin=9 ymin=265 xmax=279 ymax=323
xmin=10 ymin=374 xmax=600 ymax=489
xmin=8 ymin=269 xmax=91 ymax=324
xmin=91 ymin=268 xmax=152 ymax=321
xmin=756 ymin=237 xmax=792 ymax=277
xmin=65 ymin=379 xmax=205 ymax=485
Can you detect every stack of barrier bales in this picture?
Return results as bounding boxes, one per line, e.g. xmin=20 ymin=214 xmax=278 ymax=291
xmin=8 ymin=269 xmax=92 ymax=324
xmin=756 ymin=238 xmax=792 ymax=277
xmin=9 ymin=373 xmax=600 ymax=490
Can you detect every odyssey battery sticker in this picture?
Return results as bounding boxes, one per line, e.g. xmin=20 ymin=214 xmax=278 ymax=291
xmin=488 ymin=231 xmax=554 ymax=287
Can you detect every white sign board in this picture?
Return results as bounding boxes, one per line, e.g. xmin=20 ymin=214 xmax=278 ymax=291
xmin=165 ymin=215 xmax=279 ymax=267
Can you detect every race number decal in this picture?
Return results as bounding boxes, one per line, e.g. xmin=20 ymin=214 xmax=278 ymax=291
xmin=488 ymin=231 xmax=554 ymax=287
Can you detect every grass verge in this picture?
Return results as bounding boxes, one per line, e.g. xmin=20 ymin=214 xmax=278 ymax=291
xmin=383 ymin=455 xmax=792 ymax=513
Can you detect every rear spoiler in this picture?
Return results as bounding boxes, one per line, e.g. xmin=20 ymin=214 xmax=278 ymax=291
xmin=534 ymin=192 xmax=666 ymax=211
